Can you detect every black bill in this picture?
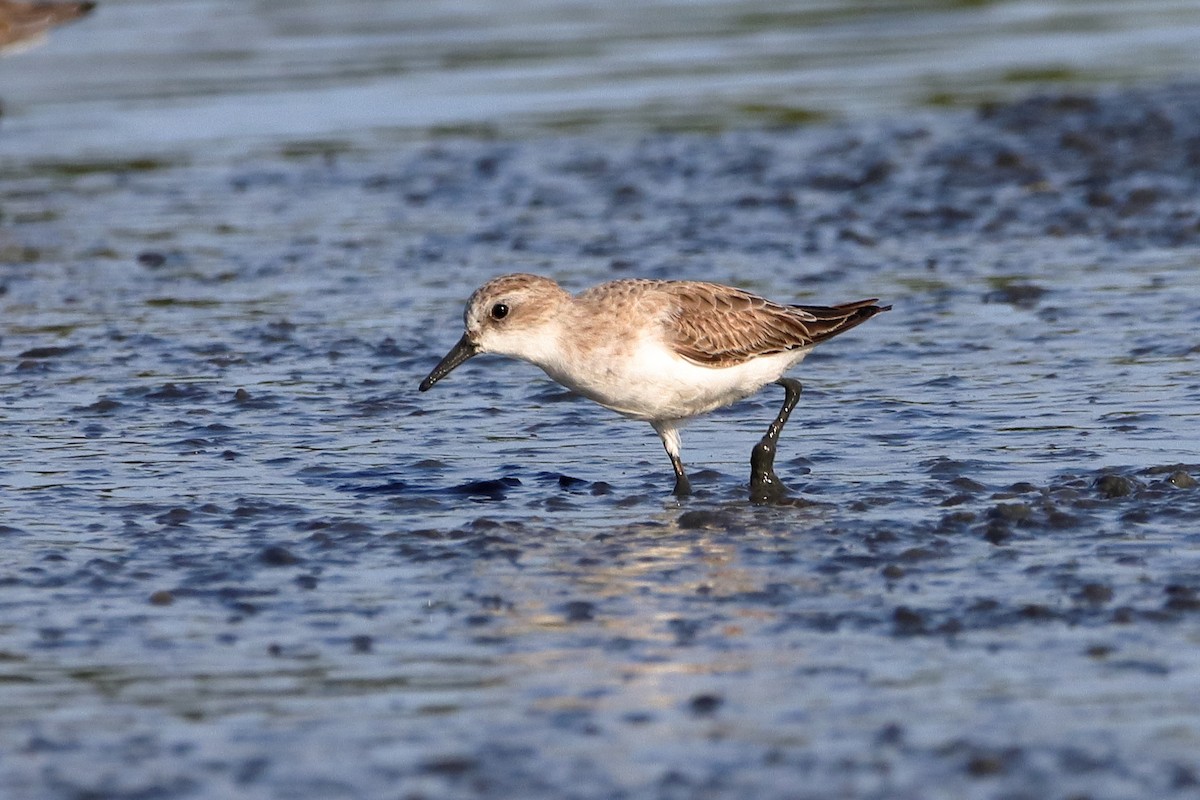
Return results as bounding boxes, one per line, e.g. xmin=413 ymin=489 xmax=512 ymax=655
xmin=418 ymin=333 xmax=480 ymax=391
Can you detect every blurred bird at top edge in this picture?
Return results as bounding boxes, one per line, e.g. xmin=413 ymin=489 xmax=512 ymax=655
xmin=0 ymin=0 xmax=96 ymax=55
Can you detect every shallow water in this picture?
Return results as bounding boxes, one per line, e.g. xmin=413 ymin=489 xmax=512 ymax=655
xmin=4 ymin=3 xmax=1200 ymax=799
xmin=5 ymin=0 xmax=1200 ymax=156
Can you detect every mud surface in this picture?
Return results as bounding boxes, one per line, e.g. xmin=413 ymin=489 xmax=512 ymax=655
xmin=4 ymin=81 xmax=1200 ymax=798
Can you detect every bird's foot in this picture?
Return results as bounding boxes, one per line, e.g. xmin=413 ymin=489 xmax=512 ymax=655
xmin=749 ymin=437 xmax=789 ymax=504
xmin=672 ymin=473 xmax=693 ymax=498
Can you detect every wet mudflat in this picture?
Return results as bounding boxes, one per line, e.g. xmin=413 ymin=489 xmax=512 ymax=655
xmin=4 ymin=80 xmax=1200 ymax=797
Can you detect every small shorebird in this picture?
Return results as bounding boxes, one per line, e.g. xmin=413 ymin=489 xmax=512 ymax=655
xmin=419 ymin=274 xmax=889 ymax=502
xmin=0 ymin=0 xmax=94 ymax=54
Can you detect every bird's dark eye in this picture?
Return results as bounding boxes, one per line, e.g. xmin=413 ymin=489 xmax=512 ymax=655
xmin=490 ymin=303 xmax=509 ymax=320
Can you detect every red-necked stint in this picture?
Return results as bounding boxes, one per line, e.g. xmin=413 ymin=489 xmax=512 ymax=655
xmin=0 ymin=0 xmax=95 ymax=53
xmin=419 ymin=273 xmax=890 ymax=503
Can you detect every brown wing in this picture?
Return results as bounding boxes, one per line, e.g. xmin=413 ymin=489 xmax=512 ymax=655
xmin=663 ymin=282 xmax=889 ymax=368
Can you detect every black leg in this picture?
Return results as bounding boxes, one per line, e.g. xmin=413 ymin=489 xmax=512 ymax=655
xmin=749 ymin=378 xmax=803 ymax=504
xmin=669 ymin=453 xmax=692 ymax=497
xmin=652 ymin=420 xmax=692 ymax=498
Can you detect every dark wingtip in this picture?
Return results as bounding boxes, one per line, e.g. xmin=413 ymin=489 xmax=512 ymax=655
xmin=793 ymin=297 xmax=892 ymax=346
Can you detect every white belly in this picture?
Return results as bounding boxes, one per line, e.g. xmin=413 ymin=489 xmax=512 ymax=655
xmin=542 ymin=339 xmax=810 ymax=421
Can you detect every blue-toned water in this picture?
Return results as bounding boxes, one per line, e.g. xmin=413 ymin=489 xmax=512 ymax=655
xmin=5 ymin=0 xmax=1200 ymax=156
xmin=3 ymin=3 xmax=1200 ymax=798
